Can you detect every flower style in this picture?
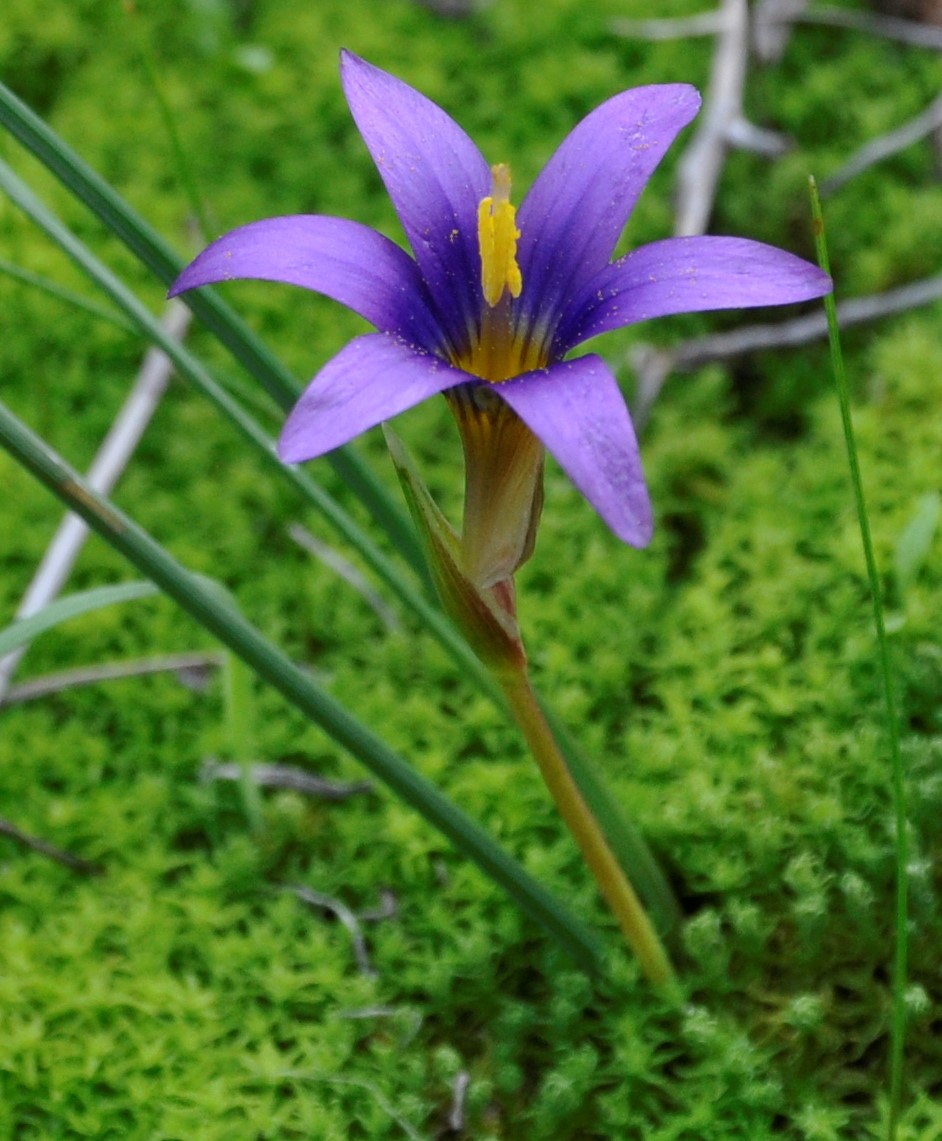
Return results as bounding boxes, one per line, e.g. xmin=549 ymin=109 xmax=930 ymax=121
xmin=170 ymin=52 xmax=830 ymax=573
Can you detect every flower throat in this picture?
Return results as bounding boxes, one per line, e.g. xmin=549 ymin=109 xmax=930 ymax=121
xmin=452 ymin=164 xmax=547 ymax=382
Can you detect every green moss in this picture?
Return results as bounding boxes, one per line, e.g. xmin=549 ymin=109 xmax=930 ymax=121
xmin=2 ymin=0 xmax=942 ymax=1135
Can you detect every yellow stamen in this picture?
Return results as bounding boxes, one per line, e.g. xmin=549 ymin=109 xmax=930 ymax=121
xmin=478 ymin=163 xmax=522 ymax=307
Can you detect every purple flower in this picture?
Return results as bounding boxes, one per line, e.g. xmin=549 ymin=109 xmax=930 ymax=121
xmin=170 ymin=52 xmax=830 ymax=550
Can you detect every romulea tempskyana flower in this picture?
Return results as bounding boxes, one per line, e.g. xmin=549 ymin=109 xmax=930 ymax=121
xmin=171 ymin=52 xmax=831 ymax=587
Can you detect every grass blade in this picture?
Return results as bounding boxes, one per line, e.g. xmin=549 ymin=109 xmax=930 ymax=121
xmin=122 ymin=0 xmax=215 ymax=244
xmin=0 ymin=257 xmax=137 ymax=333
xmin=809 ymin=177 xmax=908 ymax=1139
xmin=0 ymin=395 xmax=602 ymax=972
xmin=0 ymin=154 xmax=680 ymax=933
xmin=0 ymin=581 xmax=157 ymax=658
xmin=0 ymin=78 xmax=423 ymax=571
xmin=0 ymin=159 xmax=445 ymax=665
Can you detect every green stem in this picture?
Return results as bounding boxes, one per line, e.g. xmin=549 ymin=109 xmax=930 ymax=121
xmin=810 ymin=178 xmax=907 ymax=1140
xmin=123 ymin=0 xmax=214 ymax=244
xmin=499 ymin=665 xmax=674 ymax=985
xmin=0 ymin=150 xmax=681 ymax=944
xmin=537 ymin=696 xmax=684 ymax=947
xmin=0 ymin=396 xmax=602 ymax=973
xmin=0 ymin=157 xmax=441 ymax=669
xmin=0 ymin=257 xmax=137 ymax=333
xmin=0 ymin=78 xmax=425 ymax=573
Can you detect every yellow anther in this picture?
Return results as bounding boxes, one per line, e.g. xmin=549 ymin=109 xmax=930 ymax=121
xmin=478 ymin=163 xmax=522 ymax=307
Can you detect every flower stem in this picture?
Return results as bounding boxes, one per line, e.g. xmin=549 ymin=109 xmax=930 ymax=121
xmin=498 ymin=664 xmax=674 ymax=985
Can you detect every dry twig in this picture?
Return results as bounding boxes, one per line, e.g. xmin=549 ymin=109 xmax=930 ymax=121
xmin=753 ymin=0 xmax=808 ymax=62
xmin=614 ymin=3 xmax=942 ymax=50
xmin=201 ymin=760 xmax=373 ymax=800
xmin=821 ymin=92 xmax=942 ymax=194
xmin=288 ymin=523 xmax=401 ymax=631
xmin=281 ymin=884 xmax=381 ymax=977
xmin=0 ymin=650 xmax=225 ymax=707
xmin=447 ymin=1071 xmax=471 ymax=1132
xmin=0 ymin=817 xmax=104 ymax=876
xmin=0 ymin=301 xmax=191 ymax=699
xmin=790 ymin=5 xmax=942 ymax=48
xmin=630 ymin=273 xmax=942 ymax=426
xmin=673 ymin=0 xmax=750 ymax=236
xmin=610 ymin=10 xmax=727 ymax=39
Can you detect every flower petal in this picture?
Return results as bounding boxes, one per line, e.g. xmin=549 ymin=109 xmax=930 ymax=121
xmin=168 ymin=215 xmax=442 ymax=347
xmin=497 ymin=355 xmax=652 ymax=547
xmin=515 ymin=84 xmax=701 ymax=337
xmin=278 ymin=333 xmax=468 ymax=463
xmin=340 ymin=51 xmax=491 ymax=354
xmin=559 ymin=236 xmax=833 ymax=349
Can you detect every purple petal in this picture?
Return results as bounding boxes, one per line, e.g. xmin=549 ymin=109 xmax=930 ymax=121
xmin=279 ymin=333 xmax=468 ymax=462
xmin=497 ymin=356 xmax=652 ymax=547
xmin=559 ymin=236 xmax=833 ymax=349
xmin=340 ymin=51 xmax=491 ymax=355
xmin=169 ymin=215 xmax=442 ymax=347
xmin=515 ymin=85 xmax=701 ymax=337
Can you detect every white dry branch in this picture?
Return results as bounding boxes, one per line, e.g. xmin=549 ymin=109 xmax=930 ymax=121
xmin=448 ymin=1071 xmax=471 ymax=1132
xmin=630 ymin=273 xmax=942 ymax=428
xmin=787 ymin=5 xmax=942 ymax=50
xmin=613 ymin=2 xmax=767 ymax=234
xmin=200 ymin=759 xmax=373 ymax=800
xmin=281 ymin=883 xmax=380 ymax=977
xmin=288 ymin=522 xmax=401 ymax=632
xmin=821 ymin=91 xmax=942 ymax=195
xmin=0 ymin=300 xmax=191 ymax=698
xmin=610 ymin=9 xmax=728 ymax=39
xmin=0 ymin=650 xmax=225 ymax=707
xmin=673 ymin=0 xmax=750 ymax=236
xmin=753 ymin=0 xmax=809 ymax=62
xmin=614 ymin=2 xmax=942 ymax=51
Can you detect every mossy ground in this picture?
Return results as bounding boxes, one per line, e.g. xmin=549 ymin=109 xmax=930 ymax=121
xmin=1 ymin=1 xmax=941 ymax=1137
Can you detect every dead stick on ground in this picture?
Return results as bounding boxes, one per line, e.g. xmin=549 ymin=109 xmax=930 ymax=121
xmin=288 ymin=523 xmax=401 ymax=632
xmin=0 ymin=301 xmax=191 ymax=699
xmin=0 ymin=817 xmax=104 ymax=876
xmin=201 ymin=760 xmax=373 ymax=800
xmin=0 ymin=650 xmax=226 ymax=707
xmin=281 ymin=884 xmax=378 ymax=977
xmin=822 ymin=92 xmax=942 ymax=195
xmin=787 ymin=5 xmax=942 ymax=49
xmin=610 ymin=10 xmax=726 ymax=39
xmin=631 ymin=273 xmax=942 ymax=428
xmin=753 ymin=0 xmax=808 ymax=62
xmin=674 ymin=0 xmax=750 ymax=236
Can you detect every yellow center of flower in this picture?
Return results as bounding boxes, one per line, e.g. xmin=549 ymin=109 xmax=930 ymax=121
xmin=477 ymin=164 xmax=522 ymax=308
xmin=452 ymin=164 xmax=548 ymax=384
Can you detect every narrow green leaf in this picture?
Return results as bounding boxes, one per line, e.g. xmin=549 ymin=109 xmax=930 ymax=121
xmin=122 ymin=1 xmax=215 ymax=244
xmin=810 ymin=178 xmax=908 ymax=1141
xmin=223 ymin=653 xmax=265 ymax=837
xmin=0 ymin=90 xmax=679 ymax=938
xmin=0 ymin=78 xmax=423 ymax=571
xmin=385 ymin=425 xmax=524 ymax=672
xmin=0 ymin=158 xmax=447 ymax=670
xmin=0 ymin=257 xmax=137 ymax=333
xmin=0 ymin=396 xmax=602 ymax=972
xmin=0 ymin=582 xmax=157 ymax=658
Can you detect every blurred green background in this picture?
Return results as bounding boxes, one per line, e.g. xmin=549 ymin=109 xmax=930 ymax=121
xmin=1 ymin=0 xmax=941 ymax=1137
